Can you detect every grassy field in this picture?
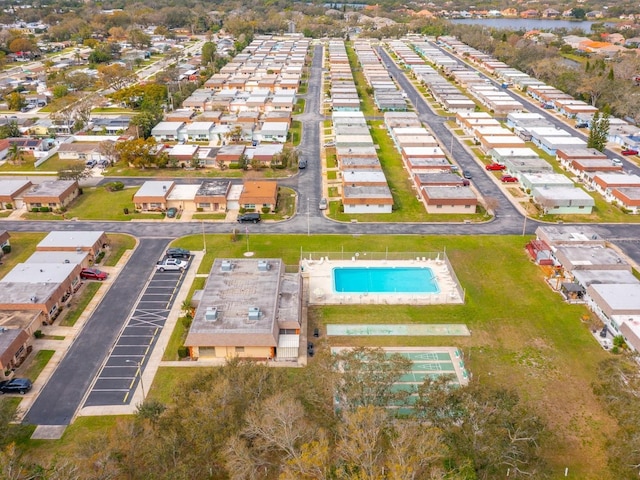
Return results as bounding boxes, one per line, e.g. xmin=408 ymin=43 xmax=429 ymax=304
xmin=21 ymin=350 xmax=55 ymax=382
xmin=63 ymin=187 xmax=165 ymax=221
xmin=346 ymin=43 xmax=377 ymax=117
xmin=59 ymin=282 xmax=102 ymax=327
xmin=146 ymin=233 xmax=617 ymax=478
xmin=12 ymin=233 xmax=620 ymax=478
xmin=0 ymin=232 xmax=47 ymax=280
xmin=103 ymin=234 xmax=136 ymax=267
xmin=191 ymin=213 xmax=227 ymax=220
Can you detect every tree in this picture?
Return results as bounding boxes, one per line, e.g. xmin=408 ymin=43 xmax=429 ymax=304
xmin=58 ymin=163 xmax=91 ymax=181
xmin=98 ymin=64 xmax=137 ymax=91
xmin=201 ymin=41 xmax=217 ymax=65
xmin=52 ymin=84 xmax=69 ymax=99
xmin=0 ymin=121 xmax=20 ymax=139
xmin=8 ymin=37 xmax=34 ymax=53
xmin=7 ymin=143 xmax=24 ymax=166
xmin=128 ymin=28 xmax=151 ymax=49
xmin=587 ymin=111 xmax=610 ymax=152
xmin=6 ymin=92 xmax=26 ymax=111
xmin=115 ymin=138 xmax=162 ymax=168
xmin=131 ymin=108 xmax=163 ymax=139
xmin=333 ymin=347 xmax=412 ymax=412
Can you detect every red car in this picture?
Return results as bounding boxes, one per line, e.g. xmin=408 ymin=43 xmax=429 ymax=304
xmin=621 ymin=149 xmax=638 ymax=156
xmin=485 ymin=163 xmax=506 ymax=171
xmin=501 ymin=175 xmax=518 ymax=183
xmin=80 ymin=268 xmax=108 ymax=281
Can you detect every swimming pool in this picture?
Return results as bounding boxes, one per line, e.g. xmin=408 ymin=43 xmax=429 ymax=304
xmin=333 ymin=267 xmax=440 ymax=294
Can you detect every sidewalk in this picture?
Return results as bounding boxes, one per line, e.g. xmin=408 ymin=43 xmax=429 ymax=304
xmin=13 ymin=246 xmax=136 ymax=422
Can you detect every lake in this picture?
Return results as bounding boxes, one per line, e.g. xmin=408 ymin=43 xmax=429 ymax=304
xmin=451 ymin=18 xmax=596 ymax=32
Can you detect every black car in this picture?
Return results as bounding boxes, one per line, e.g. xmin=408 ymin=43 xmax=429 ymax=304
xmin=313 ymin=328 xmax=319 ymax=338
xmin=307 ymin=342 xmax=315 ymax=357
xmin=237 ymin=213 xmax=261 ymax=223
xmin=0 ymin=378 xmax=32 ymax=394
xmin=166 ymin=247 xmax=190 ymax=259
xmin=298 ymin=159 xmax=307 ymax=169
xmin=463 ymin=171 xmax=472 ymax=179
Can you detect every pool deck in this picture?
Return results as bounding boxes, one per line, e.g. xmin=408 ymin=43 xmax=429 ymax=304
xmin=302 ymin=258 xmax=464 ymax=305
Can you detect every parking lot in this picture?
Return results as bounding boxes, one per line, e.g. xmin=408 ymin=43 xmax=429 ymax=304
xmin=83 ymin=260 xmax=190 ymax=406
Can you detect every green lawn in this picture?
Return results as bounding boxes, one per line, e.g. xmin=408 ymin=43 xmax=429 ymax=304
xmin=294 ymin=98 xmax=306 ymax=114
xmin=0 ymin=233 xmax=47 ymax=280
xmin=192 ymin=213 xmax=227 ymax=220
xmin=327 ymin=170 xmax=337 ymax=180
xmin=21 ymin=350 xmax=55 ymax=382
xmin=261 ymin=187 xmax=296 ymax=221
xmin=103 ymin=234 xmax=136 ymax=267
xmin=58 ymin=281 xmax=102 ymax=327
xmin=290 ymin=120 xmax=302 ymax=146
xmin=326 ymin=150 xmax=337 ymax=168
xmin=64 ymin=187 xmax=164 ymax=221
xmin=346 ymin=43 xmax=377 ymax=117
xmin=155 ymin=233 xmax=612 ymax=478
xmin=327 ymin=121 xmax=485 ymax=223
xmin=105 ymin=166 xmax=244 ymax=178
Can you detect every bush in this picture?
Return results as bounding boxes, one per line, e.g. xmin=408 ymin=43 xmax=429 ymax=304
xmin=5 ymin=203 xmax=12 ymax=210
xmin=196 ymin=207 xmax=203 ymax=212
xmin=261 ymin=206 xmax=270 ymax=214
xmin=94 ymin=251 xmax=105 ymax=264
xmin=181 ymin=316 xmax=192 ymax=329
xmin=34 ymin=330 xmax=45 ymax=339
xmin=228 ymin=162 xmax=241 ymax=169
xmin=31 ymin=207 xmax=39 ymax=213
xmin=106 ymin=181 xmax=124 ymax=192
xmin=239 ymin=207 xmax=246 ymax=214
xmin=39 ymin=206 xmax=50 ymax=213
xmin=177 ymin=346 xmax=188 ymax=358
xmin=2 ymin=245 xmax=10 ymax=254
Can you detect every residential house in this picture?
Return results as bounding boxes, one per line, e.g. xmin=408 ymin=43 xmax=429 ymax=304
xmin=133 ymin=181 xmax=175 ymax=212
xmin=0 ymin=180 xmax=32 ymax=209
xmin=23 ymin=180 xmax=79 ymax=211
xmin=239 ymin=181 xmax=278 ymax=213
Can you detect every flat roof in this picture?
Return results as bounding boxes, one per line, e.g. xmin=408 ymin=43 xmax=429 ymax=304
xmin=423 ymin=186 xmax=477 ymax=199
xmin=343 ymin=185 xmax=392 ymax=198
xmin=167 ymin=184 xmax=200 ymax=201
xmin=38 ymin=230 xmax=105 ymax=249
xmin=342 ymin=170 xmax=387 ymax=183
xmin=0 ymin=179 xmax=31 ymax=196
xmin=1 ymin=262 xmax=77 ymax=284
xmin=589 ymin=283 xmax=640 ymax=312
xmin=522 ymin=173 xmax=574 ymax=185
xmin=26 ymin=250 xmax=89 ymax=265
xmin=186 ymin=258 xmax=299 ymax=347
xmin=133 ymin=181 xmax=174 ymax=198
xmin=0 ymin=310 xmax=40 ymax=330
xmin=573 ymin=269 xmax=639 ymax=287
xmin=556 ymin=246 xmax=627 ymax=267
xmin=533 ymin=187 xmax=594 ymax=201
xmin=23 ymin=180 xmax=75 ymax=198
xmin=196 ymin=180 xmax=231 ymax=197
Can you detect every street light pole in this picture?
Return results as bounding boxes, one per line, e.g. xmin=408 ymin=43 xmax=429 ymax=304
xmin=522 ymin=214 xmax=527 ymax=236
xmin=307 ymin=197 xmax=310 ymax=236
xmin=125 ymin=360 xmax=146 ymax=400
xmin=202 ymin=220 xmax=206 ymax=253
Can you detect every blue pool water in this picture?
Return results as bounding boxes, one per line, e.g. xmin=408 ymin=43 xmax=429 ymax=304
xmin=333 ymin=267 xmax=440 ymax=294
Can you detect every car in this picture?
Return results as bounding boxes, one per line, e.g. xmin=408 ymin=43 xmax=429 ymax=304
xmin=621 ymin=149 xmax=638 ymax=156
xmin=298 ymin=159 xmax=307 ymax=169
xmin=541 ymin=103 xmax=554 ymax=109
xmin=501 ymin=175 xmax=519 ymax=183
xmin=0 ymin=378 xmax=32 ymax=394
xmin=98 ymin=159 xmax=109 ymax=168
xmin=156 ymin=258 xmax=188 ymax=272
xmin=319 ymin=198 xmax=328 ymax=210
xmin=612 ymin=158 xmax=623 ymax=166
xmin=313 ymin=328 xmax=319 ymax=338
xmin=575 ymin=122 xmax=588 ymax=129
xmin=86 ymin=160 xmax=97 ymax=168
xmin=599 ymin=326 xmax=608 ymax=338
xmin=80 ymin=268 xmax=108 ymax=281
xmin=485 ymin=163 xmax=506 ymax=171
xmin=237 ymin=212 xmax=261 ymax=223
xmin=323 ymin=141 xmax=335 ymax=148
xmin=166 ymin=207 xmax=178 ymax=218
xmin=463 ymin=171 xmax=472 ymax=179
xmin=307 ymin=342 xmax=315 ymax=357
xmin=166 ymin=247 xmax=190 ymax=259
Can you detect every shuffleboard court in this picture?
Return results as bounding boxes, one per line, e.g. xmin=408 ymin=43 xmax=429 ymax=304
xmin=327 ymin=324 xmax=470 ymax=336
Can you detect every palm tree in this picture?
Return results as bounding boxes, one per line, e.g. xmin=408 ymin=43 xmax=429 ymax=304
xmin=7 ymin=143 xmax=23 ymax=166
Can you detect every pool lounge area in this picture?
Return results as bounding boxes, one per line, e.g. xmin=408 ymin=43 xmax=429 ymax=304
xmin=302 ymin=254 xmax=464 ymax=305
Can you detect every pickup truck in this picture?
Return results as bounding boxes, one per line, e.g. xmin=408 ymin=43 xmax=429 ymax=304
xmin=156 ymin=258 xmax=188 ymax=272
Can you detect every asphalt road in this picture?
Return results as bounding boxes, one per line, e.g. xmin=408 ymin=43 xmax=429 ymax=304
xmin=24 ymin=237 xmax=170 ymax=425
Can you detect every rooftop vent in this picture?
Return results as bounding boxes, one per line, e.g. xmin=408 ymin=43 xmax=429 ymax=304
xmin=205 ymin=307 xmax=218 ymax=322
xmin=221 ymin=260 xmax=233 ymax=272
xmin=248 ymin=307 xmax=261 ymax=320
xmin=257 ymin=260 xmax=271 ymax=271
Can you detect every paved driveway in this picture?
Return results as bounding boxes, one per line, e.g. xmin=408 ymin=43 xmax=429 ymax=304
xmin=24 ymin=237 xmax=170 ymax=425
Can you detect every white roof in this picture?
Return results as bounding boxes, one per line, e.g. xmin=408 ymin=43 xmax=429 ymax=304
xmin=0 ymin=179 xmax=31 ymax=196
xmin=26 ymin=251 xmax=89 ymax=265
xmin=134 ymin=181 xmax=174 ymax=197
xmin=38 ymin=231 xmax=105 ymax=249
xmin=0 ymin=262 xmax=77 ymax=284
xmin=167 ymin=184 xmax=200 ymax=201
xmin=169 ymin=144 xmax=199 ymax=156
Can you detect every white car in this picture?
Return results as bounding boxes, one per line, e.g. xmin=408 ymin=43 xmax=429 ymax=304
xmin=156 ymin=258 xmax=188 ymax=272
xmin=319 ymin=198 xmax=328 ymax=210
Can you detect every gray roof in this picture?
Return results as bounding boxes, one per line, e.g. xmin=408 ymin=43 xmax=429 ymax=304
xmin=423 ymin=186 xmax=477 ymax=200
xmin=573 ymin=269 xmax=639 ymax=287
xmin=0 ymin=179 xmax=31 ymax=196
xmin=25 ymin=251 xmax=89 ymax=265
xmin=186 ymin=258 xmax=300 ymax=347
xmin=23 ymin=180 xmax=76 ymax=198
xmin=196 ymin=180 xmax=231 ymax=197
xmin=588 ymin=283 xmax=640 ymax=314
xmin=134 ymin=181 xmax=174 ymax=198
xmin=343 ymin=185 xmax=392 ymax=199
